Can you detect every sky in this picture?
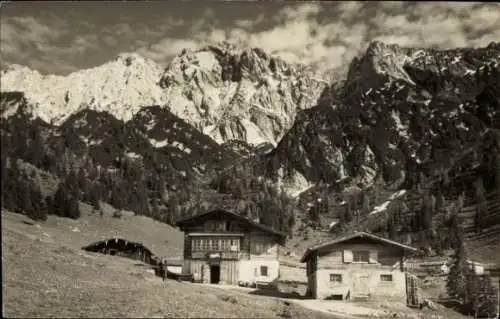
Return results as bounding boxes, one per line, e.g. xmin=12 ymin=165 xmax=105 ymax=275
xmin=0 ymin=1 xmax=499 ymax=75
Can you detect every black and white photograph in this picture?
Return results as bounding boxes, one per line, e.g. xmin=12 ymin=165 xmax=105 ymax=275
xmin=1 ymin=1 xmax=499 ymax=318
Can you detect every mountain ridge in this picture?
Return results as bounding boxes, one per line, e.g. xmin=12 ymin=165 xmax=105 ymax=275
xmin=1 ymin=42 xmax=328 ymax=147
xmin=1 ymin=41 xmax=500 ymax=261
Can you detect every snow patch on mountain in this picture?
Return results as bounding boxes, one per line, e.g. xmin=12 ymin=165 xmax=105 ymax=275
xmin=1 ymin=53 xmax=166 ymax=124
xmin=1 ymin=44 xmax=327 ymax=146
xmin=275 ymin=166 xmax=314 ymax=198
xmin=160 ymin=43 xmax=328 ymax=146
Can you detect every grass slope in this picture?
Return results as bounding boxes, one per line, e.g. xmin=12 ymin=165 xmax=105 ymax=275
xmin=1 ymin=209 xmax=338 ymax=318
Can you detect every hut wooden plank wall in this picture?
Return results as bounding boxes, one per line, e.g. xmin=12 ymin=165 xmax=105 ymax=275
xmin=301 ymin=232 xmax=418 ymax=303
xmin=176 ymin=209 xmax=286 ymax=286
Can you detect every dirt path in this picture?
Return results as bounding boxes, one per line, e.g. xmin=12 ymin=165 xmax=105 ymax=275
xmin=197 ymin=284 xmax=372 ymax=318
xmin=201 ymin=284 xmax=466 ymax=319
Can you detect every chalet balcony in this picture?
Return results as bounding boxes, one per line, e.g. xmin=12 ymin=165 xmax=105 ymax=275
xmin=191 ymin=250 xmax=241 ymax=260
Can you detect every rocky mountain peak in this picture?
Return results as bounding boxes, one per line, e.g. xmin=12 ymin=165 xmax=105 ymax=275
xmin=159 ymin=42 xmax=328 ymax=146
xmin=266 ymin=41 xmax=500 ymax=197
xmin=1 ymin=43 xmax=327 ymax=146
xmin=114 ymin=52 xmax=152 ymax=67
xmin=0 ymin=52 xmax=166 ymax=125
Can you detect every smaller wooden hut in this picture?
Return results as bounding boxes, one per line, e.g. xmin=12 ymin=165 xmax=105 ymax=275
xmin=82 ymin=237 xmax=154 ymax=264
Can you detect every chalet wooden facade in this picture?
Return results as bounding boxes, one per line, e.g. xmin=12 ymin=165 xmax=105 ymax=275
xmin=300 ymin=231 xmax=418 ymax=302
xmin=175 ymin=209 xmax=286 ymax=286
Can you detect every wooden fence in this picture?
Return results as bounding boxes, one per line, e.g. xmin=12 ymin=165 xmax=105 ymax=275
xmin=406 ymin=273 xmax=421 ymax=308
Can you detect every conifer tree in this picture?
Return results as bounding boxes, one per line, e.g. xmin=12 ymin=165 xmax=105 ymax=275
xmin=29 ymin=184 xmax=47 ymax=221
xmin=490 ymin=147 xmax=500 ymax=190
xmin=387 ymin=213 xmax=397 ymax=240
xmin=474 ymin=178 xmax=487 ymax=233
xmin=361 ymin=192 xmax=370 ymax=215
xmin=66 ymin=195 xmax=81 ymax=219
xmin=344 ymin=196 xmax=353 ymax=223
xmin=421 ymin=194 xmax=434 ymax=232
xmin=65 ymin=169 xmax=80 ymax=200
xmin=446 ymin=232 xmax=470 ymax=304
xmin=468 ymin=274 xmax=498 ymax=318
xmin=26 ymin=126 xmax=44 ymax=167
xmin=1 ymin=154 xmax=10 ymax=208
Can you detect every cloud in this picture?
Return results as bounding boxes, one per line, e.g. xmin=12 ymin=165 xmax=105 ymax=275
xmin=2 ymin=3 xmax=499 ymax=75
xmin=35 ymin=34 xmax=100 ymax=56
xmin=105 ymin=23 xmax=136 ymax=38
xmin=0 ymin=16 xmax=67 ymax=52
xmin=370 ymin=3 xmax=500 ymax=50
xmin=103 ymin=35 xmax=118 ymax=46
xmin=0 ymin=14 xmax=104 ymax=73
xmin=0 ymin=15 xmax=70 ymax=69
xmin=137 ymin=3 xmax=351 ymax=69
xmin=234 ymin=15 xmax=264 ymax=29
xmin=137 ymin=38 xmax=200 ymax=63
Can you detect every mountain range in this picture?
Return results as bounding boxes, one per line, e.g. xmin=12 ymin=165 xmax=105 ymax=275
xmin=1 ymin=40 xmax=500 ymax=255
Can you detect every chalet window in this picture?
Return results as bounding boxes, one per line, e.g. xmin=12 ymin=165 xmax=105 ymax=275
xmin=205 ymin=221 xmax=215 ymax=231
xmin=209 ymin=239 xmax=218 ymax=251
xmin=192 ymin=239 xmax=201 ymax=250
xmin=330 ymin=274 xmax=342 ymax=282
xmin=202 ymin=239 xmax=209 ymax=250
xmin=216 ymin=222 xmax=225 ymax=232
xmin=260 ymin=266 xmax=268 ymax=276
xmin=221 ymin=239 xmax=228 ymax=250
xmin=230 ymin=239 xmax=240 ymax=251
xmin=353 ymin=251 xmax=370 ymax=263
xmin=253 ymin=238 xmax=270 ymax=254
xmin=380 ymin=274 xmax=393 ymax=282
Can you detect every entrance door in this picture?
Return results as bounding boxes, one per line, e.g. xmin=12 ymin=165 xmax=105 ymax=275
xmin=353 ymin=274 xmax=370 ymax=298
xmin=210 ymin=265 xmax=221 ymax=284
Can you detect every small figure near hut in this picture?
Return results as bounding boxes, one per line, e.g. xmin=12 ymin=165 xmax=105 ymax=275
xmin=159 ymin=262 xmax=166 ymax=281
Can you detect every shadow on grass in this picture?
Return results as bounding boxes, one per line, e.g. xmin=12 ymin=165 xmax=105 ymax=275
xmin=248 ymin=288 xmax=309 ymax=300
xmin=436 ymin=299 xmax=476 ymax=317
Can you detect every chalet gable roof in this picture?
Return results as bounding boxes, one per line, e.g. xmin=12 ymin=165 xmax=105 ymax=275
xmin=300 ymin=231 xmax=417 ymax=263
xmin=175 ymin=209 xmax=286 ymax=241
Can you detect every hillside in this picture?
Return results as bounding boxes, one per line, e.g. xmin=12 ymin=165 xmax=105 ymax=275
xmin=2 ymin=210 xmax=338 ymax=319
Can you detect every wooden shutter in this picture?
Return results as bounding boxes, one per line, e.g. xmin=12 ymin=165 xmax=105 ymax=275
xmin=343 ymin=249 xmax=353 ymax=263
xmin=369 ymin=250 xmax=377 ymax=263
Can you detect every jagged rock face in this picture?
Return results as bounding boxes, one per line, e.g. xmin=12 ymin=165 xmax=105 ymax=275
xmin=129 ymin=106 xmax=235 ymax=172
xmin=0 ymin=95 xmax=237 ymax=190
xmin=0 ymin=53 xmax=166 ymax=124
xmin=159 ymin=43 xmax=328 ymax=146
xmin=0 ymin=44 xmax=327 ymax=146
xmin=267 ymin=41 xmax=500 ymax=192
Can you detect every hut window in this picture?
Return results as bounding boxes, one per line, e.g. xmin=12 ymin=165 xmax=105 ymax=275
xmin=260 ymin=266 xmax=268 ymax=276
xmin=380 ymin=274 xmax=393 ymax=282
xmin=225 ymin=221 xmax=232 ymax=231
xmin=330 ymin=274 xmax=342 ymax=282
xmin=353 ymin=251 xmax=370 ymax=263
